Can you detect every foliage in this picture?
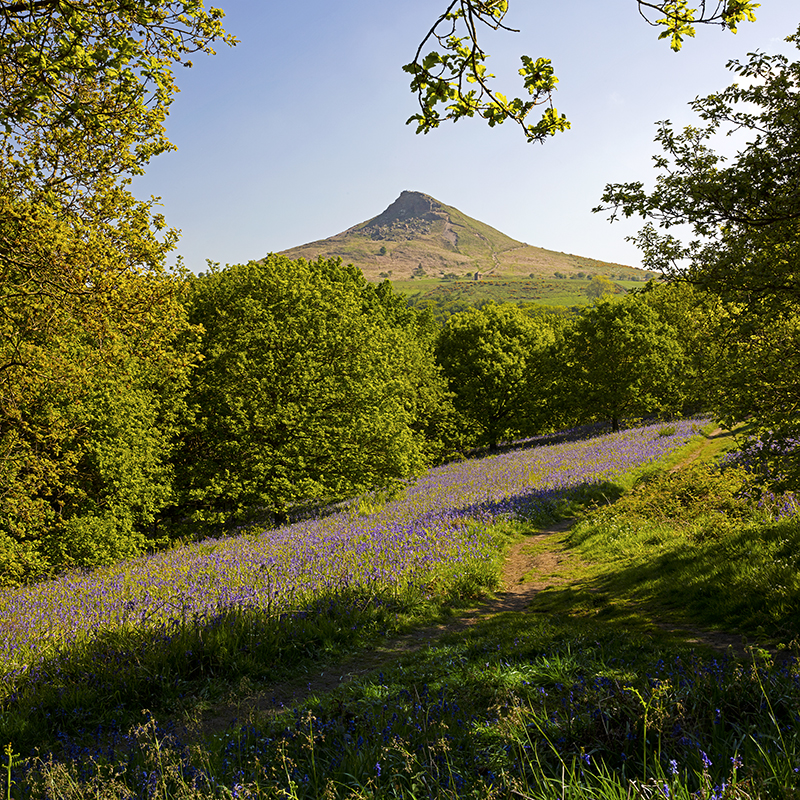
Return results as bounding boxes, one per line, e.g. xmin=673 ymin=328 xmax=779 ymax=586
xmin=564 ymin=460 xmax=800 ymax=638
xmin=11 ymin=606 xmax=800 ymax=798
xmin=558 ymin=295 xmax=686 ymax=431
xmin=0 ymin=188 xmax=195 ymax=584
xmin=597 ymin=24 xmax=800 ymax=485
xmin=13 ymin=624 xmax=797 ymax=799
xmin=405 ymin=0 xmax=569 ymax=143
xmin=0 ymin=0 xmax=235 ymax=195
xmin=435 ymin=302 xmax=557 ymax=447
xmin=637 ymin=280 xmax=725 ymax=414
xmin=9 ymin=419 xmax=800 ymax=800
xmin=0 ymin=419 xmax=701 ymax=757
xmin=174 ymin=256 xmax=449 ymax=528
xmin=585 ymin=274 xmax=619 ymax=299
xmin=0 ymin=1 xmax=233 ymax=582
xmin=407 ymin=0 xmax=758 ymax=140
xmin=706 ymin=313 xmax=800 ymax=489
xmin=402 ymin=276 xmax=595 ymax=320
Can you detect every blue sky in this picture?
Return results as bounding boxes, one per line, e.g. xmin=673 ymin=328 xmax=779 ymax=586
xmin=131 ymin=1 xmax=799 ymax=273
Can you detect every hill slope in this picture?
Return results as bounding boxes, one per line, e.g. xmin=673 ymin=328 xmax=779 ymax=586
xmin=278 ymin=191 xmax=649 ymax=281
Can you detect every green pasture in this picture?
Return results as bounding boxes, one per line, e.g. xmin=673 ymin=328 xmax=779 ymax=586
xmin=390 ymin=275 xmax=647 ymax=316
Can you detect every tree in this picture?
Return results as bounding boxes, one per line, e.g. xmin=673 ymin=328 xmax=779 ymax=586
xmin=436 ymin=302 xmax=556 ymax=448
xmin=175 ymin=255 xmax=449 ymax=529
xmin=585 ymin=275 xmax=619 ymax=299
xmin=0 ymin=193 xmax=195 ymax=583
xmin=557 ymin=296 xmax=685 ymax=431
xmin=637 ymin=279 xmax=725 ymax=415
xmin=0 ymin=0 xmax=234 ymax=196
xmin=0 ymin=2 xmax=233 ymax=582
xmin=597 ymin=26 xmax=800 ymax=312
xmin=596 ymin=24 xmax=800 ymax=481
xmin=407 ymin=0 xmax=759 ymax=141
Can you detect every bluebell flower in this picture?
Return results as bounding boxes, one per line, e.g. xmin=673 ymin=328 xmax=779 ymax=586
xmin=669 ymin=759 xmax=679 ymax=777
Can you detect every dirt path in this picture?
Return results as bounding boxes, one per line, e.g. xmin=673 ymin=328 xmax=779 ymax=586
xmin=188 ymin=499 xmax=780 ymax=740
xmin=189 ymin=519 xmax=577 ymax=739
xmin=670 ymin=426 xmax=725 ymax=472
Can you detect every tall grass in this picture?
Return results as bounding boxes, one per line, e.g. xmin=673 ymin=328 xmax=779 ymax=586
xmin=561 ymin=462 xmax=800 ymax=640
xmin=11 ymin=417 xmax=800 ymax=799
xmin=12 ymin=616 xmax=800 ymax=798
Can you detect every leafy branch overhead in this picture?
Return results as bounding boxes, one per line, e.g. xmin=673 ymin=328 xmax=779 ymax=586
xmin=638 ymin=0 xmax=760 ymax=50
xmin=595 ymin=25 xmax=800 ymax=306
xmin=403 ymin=0 xmax=569 ymax=144
xmin=406 ymin=0 xmax=758 ymax=141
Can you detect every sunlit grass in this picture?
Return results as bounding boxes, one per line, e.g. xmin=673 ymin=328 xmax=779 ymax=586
xmin=549 ymin=461 xmax=800 ymax=642
xmin=16 ymin=416 xmax=795 ymax=800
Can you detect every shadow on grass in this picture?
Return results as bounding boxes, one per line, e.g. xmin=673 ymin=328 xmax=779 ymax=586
xmin=173 ymin=610 xmax=800 ymax=799
xmin=439 ymin=480 xmax=627 ymax=530
xmin=0 ymin=479 xmax=624 ymax=755
xmin=530 ymin=514 xmax=800 ymax=647
xmin=0 ymin=578 xmax=490 ymax=753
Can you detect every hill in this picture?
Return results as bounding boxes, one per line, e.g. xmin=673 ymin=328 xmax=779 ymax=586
xmin=278 ymin=190 xmax=655 ymax=283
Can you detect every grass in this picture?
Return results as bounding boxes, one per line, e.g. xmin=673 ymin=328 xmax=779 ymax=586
xmin=13 ymin=614 xmax=799 ymax=798
xmin=551 ymin=462 xmax=800 ymax=642
xmin=0 ymin=538 xmax=508 ymax=756
xmin=5 ymin=419 xmax=800 ymax=798
xmin=393 ymin=276 xmax=643 ymax=316
xmin=516 ymin=423 xmax=798 ymax=643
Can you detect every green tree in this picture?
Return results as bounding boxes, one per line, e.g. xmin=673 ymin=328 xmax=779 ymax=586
xmin=597 ymin=24 xmax=800 ymax=481
xmin=0 ymin=2 xmax=232 ymax=582
xmin=637 ymin=279 xmax=725 ymax=415
xmin=407 ymin=0 xmax=758 ymax=141
xmin=0 ymin=194 xmax=195 ymax=583
xmin=175 ymin=255 xmax=449 ymax=529
xmin=558 ymin=296 xmax=685 ymax=432
xmin=436 ymin=302 xmax=556 ymax=448
xmin=0 ymin=0 xmax=234 ymax=196
xmin=585 ymin=274 xmax=618 ymax=299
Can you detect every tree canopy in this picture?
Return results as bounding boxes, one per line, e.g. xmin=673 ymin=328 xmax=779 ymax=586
xmin=176 ymin=256 xmax=449 ymax=529
xmin=0 ymin=1 xmax=234 ymax=582
xmin=436 ymin=303 xmax=556 ymax=448
xmin=0 ymin=191 xmax=195 ymax=583
xmin=597 ymin=25 xmax=800 ymax=313
xmin=597 ymin=24 xmax=800 ymax=483
xmin=558 ymin=296 xmax=686 ymax=432
xmin=0 ymin=0 xmax=235 ymax=196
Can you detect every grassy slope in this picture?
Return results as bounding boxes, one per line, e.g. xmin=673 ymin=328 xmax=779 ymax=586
xmin=543 ymin=440 xmax=800 ymax=643
xmin=9 ymin=425 xmax=800 ymax=799
xmin=282 ymin=238 xmax=645 ymax=284
xmin=278 ymin=197 xmax=649 ymax=282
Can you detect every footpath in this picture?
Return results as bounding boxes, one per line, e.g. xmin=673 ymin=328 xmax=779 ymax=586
xmin=190 ymin=506 xmax=766 ymax=742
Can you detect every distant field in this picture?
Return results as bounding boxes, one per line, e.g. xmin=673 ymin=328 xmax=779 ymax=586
xmin=389 ymin=275 xmax=648 ymax=311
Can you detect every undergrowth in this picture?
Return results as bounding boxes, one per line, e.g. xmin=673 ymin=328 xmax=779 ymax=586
xmin=560 ymin=462 xmax=800 ymax=641
xmin=0 ymin=535 xmax=508 ymax=758
xmin=10 ymin=616 xmax=800 ymax=799
xmin=6 ymin=420 xmax=800 ymax=798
